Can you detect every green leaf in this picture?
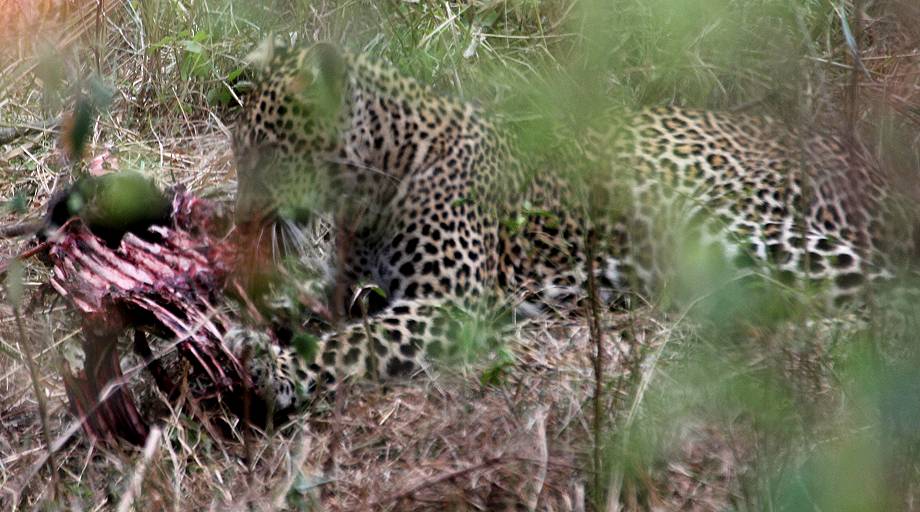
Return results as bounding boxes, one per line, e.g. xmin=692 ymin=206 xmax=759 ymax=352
xmin=181 ymin=40 xmax=205 ymax=54
xmin=478 ymin=10 xmax=500 ymax=28
xmin=501 ymin=213 xmax=527 ymax=234
xmin=7 ymin=194 xmax=27 ymax=214
xmin=148 ymin=35 xmax=176 ymax=51
xmin=451 ymin=195 xmax=473 ymax=207
xmin=226 ymin=67 xmax=245 ymax=82
xmin=207 ymin=86 xmax=233 ymax=106
xmin=292 ymin=333 xmax=319 ymax=363
xmin=480 ymin=357 xmax=514 ymax=386
xmin=74 ymin=171 xmax=170 ymax=233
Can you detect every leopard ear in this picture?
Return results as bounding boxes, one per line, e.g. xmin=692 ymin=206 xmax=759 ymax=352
xmin=246 ymin=35 xmax=283 ymax=69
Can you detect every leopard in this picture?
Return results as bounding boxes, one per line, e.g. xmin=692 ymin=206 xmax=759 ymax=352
xmin=227 ymin=41 xmax=915 ymax=413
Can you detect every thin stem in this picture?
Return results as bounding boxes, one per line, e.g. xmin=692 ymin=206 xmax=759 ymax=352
xmin=12 ymin=299 xmax=59 ymax=500
xmin=584 ymin=225 xmax=606 ymax=505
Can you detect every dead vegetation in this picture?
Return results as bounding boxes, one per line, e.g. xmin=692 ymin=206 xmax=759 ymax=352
xmin=1 ymin=1 xmax=920 ymax=510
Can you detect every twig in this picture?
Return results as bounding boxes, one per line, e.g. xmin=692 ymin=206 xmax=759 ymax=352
xmin=0 ymin=220 xmax=43 ymax=239
xmin=605 ymin=319 xmax=672 ymax=512
xmin=0 ymin=116 xmax=61 ymax=145
xmin=271 ymin=425 xmax=314 ymax=508
xmin=523 ymin=406 xmax=549 ymax=511
xmin=0 ymin=126 xmax=36 ymax=146
xmin=583 ymin=226 xmax=606 ymax=506
xmin=95 ymin=0 xmax=105 ymax=76
xmin=115 ymin=426 xmax=163 ymax=512
xmin=840 ymin=0 xmax=866 ymax=144
xmin=11 ymin=293 xmax=59 ymax=501
xmin=369 ymin=456 xmax=506 ymax=507
xmin=234 ymin=336 xmax=258 ymax=509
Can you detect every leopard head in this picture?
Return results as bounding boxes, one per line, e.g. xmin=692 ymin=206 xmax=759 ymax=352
xmin=233 ymin=41 xmax=348 ymax=224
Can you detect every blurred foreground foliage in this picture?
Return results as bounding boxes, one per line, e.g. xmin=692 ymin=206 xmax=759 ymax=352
xmin=2 ymin=0 xmax=919 ymax=509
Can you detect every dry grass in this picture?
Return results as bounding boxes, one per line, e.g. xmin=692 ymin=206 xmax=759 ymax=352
xmin=1 ymin=1 xmax=920 ymax=510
